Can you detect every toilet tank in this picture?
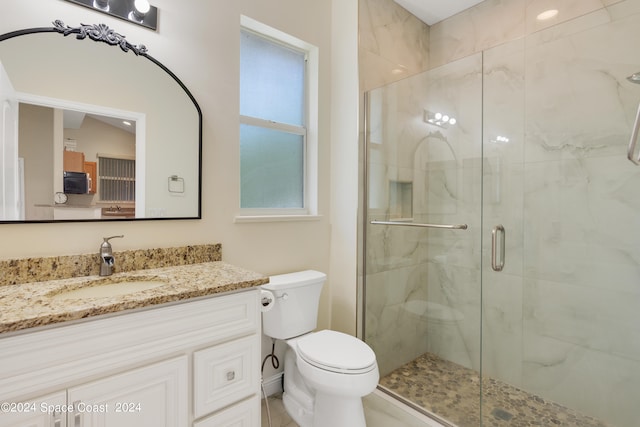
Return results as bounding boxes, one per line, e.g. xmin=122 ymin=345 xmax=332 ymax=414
xmin=261 ymin=270 xmax=326 ymax=340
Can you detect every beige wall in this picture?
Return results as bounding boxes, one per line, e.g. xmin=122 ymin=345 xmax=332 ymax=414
xmin=19 ymin=103 xmax=54 ymax=220
xmin=0 ymin=0 xmax=360 ymax=340
xmin=329 ymin=0 xmax=360 ymax=335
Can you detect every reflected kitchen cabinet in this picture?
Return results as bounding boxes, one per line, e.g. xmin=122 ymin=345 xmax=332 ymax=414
xmin=63 ymin=150 xmax=85 ymax=173
xmin=84 ymin=161 xmax=97 ymax=194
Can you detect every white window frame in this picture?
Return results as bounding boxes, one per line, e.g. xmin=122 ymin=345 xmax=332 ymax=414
xmin=235 ymin=16 xmax=319 ymax=223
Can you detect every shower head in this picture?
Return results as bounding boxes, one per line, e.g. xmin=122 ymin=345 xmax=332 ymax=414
xmin=627 ymin=72 xmax=640 ymax=84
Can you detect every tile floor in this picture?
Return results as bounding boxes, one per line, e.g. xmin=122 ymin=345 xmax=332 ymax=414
xmin=261 ymin=393 xmax=297 ymax=427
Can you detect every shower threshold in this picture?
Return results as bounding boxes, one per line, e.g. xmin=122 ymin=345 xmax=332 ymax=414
xmin=379 ymin=352 xmax=609 ymax=427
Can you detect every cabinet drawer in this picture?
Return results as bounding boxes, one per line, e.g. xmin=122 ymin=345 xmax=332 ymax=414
xmin=194 ymin=335 xmax=260 ymax=418
xmin=193 ymin=395 xmax=260 ymax=427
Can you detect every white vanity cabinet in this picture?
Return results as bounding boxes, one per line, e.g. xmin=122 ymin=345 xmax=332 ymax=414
xmin=0 ymin=289 xmax=261 ymax=427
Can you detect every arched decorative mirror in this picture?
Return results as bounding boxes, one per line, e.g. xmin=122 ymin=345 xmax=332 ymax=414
xmin=0 ymin=20 xmax=202 ymax=222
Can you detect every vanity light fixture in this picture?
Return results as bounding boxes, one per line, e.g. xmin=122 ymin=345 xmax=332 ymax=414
xmin=424 ymin=109 xmax=457 ymax=129
xmin=63 ymin=0 xmax=158 ymax=31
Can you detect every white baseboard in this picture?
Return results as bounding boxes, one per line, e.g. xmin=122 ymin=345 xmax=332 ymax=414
xmin=261 ymin=372 xmax=284 ymax=397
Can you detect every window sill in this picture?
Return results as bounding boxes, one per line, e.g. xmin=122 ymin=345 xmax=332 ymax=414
xmin=234 ymin=214 xmax=323 ymax=224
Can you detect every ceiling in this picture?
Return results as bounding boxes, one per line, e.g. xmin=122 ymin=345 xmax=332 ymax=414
xmin=394 ymin=0 xmax=485 ymax=25
xmin=63 ymin=110 xmax=136 ymax=134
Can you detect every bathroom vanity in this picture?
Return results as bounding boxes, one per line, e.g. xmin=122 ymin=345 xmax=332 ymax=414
xmin=0 ymin=257 xmax=267 ymax=427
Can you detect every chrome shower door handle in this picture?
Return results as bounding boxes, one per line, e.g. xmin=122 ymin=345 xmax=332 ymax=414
xmin=628 ymin=103 xmax=640 ymax=165
xmin=491 ymin=225 xmax=505 ymax=272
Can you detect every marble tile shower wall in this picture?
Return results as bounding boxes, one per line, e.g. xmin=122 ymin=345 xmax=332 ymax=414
xmin=363 ymin=0 xmax=640 ymax=425
xmin=359 ymin=0 xmax=430 ymax=91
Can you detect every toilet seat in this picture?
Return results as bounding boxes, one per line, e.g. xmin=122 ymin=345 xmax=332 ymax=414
xmin=296 ymin=330 xmax=377 ymax=374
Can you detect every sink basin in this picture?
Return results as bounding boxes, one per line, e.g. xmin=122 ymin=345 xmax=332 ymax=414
xmin=51 ymin=279 xmax=167 ymax=300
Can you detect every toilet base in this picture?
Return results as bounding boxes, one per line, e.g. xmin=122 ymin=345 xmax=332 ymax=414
xmin=281 ymin=346 xmax=370 ymax=427
xmin=313 ymin=392 xmax=367 ymax=427
xmin=283 ymin=349 xmax=314 ymax=427
xmin=283 ymin=391 xmax=314 ymax=427
xmin=283 ymin=389 xmax=368 ymax=427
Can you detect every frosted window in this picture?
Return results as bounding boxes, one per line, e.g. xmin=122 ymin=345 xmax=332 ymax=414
xmin=240 ymin=124 xmax=304 ymax=208
xmin=240 ymin=30 xmax=305 ymax=126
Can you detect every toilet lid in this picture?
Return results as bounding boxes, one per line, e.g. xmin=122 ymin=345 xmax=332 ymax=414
xmin=296 ymin=330 xmax=377 ymax=374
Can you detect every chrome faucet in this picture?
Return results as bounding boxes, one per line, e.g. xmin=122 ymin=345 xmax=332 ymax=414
xmin=100 ymin=235 xmax=124 ymax=276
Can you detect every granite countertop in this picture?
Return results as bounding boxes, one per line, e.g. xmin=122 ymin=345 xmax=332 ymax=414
xmin=0 ymin=261 xmax=268 ymax=335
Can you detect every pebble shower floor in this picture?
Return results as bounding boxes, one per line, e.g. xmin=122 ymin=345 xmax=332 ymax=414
xmin=379 ymin=352 xmax=609 ymax=427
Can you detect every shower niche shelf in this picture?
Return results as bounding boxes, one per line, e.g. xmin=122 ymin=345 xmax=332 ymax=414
xmin=389 ymin=180 xmax=413 ymax=220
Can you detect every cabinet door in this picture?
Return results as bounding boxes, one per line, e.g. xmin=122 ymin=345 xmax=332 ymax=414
xmin=193 ymin=395 xmax=260 ymax=427
xmin=0 ymin=391 xmax=67 ymax=427
xmin=63 ymin=151 xmax=85 ymax=172
xmin=83 ymin=162 xmax=96 ymax=194
xmin=67 ymin=356 xmax=187 ymax=427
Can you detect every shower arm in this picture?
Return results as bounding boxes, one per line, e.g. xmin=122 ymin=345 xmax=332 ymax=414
xmin=370 ymin=220 xmax=468 ymax=230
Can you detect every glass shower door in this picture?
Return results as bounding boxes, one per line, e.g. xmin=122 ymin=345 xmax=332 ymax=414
xmin=364 ymin=3 xmax=640 ymax=427
xmin=480 ymin=6 xmax=640 ymax=426
xmin=364 ymin=52 xmax=484 ymax=426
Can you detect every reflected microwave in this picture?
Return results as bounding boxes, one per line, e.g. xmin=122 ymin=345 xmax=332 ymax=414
xmin=63 ymin=171 xmax=89 ymax=194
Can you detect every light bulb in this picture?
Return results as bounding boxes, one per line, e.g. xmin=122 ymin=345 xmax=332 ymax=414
xmin=449 ymin=118 xmax=456 ymax=125
xmin=93 ymin=0 xmax=109 ymax=10
xmin=434 ymin=112 xmax=442 ymax=120
xmin=134 ymin=0 xmax=151 ymax=15
xmin=442 ymin=115 xmax=449 ymax=122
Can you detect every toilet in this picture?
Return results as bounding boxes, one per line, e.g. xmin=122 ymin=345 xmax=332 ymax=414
xmin=261 ymin=270 xmax=379 ymax=427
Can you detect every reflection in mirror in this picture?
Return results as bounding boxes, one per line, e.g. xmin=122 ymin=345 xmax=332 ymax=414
xmin=0 ymin=21 xmax=202 ymax=222
xmin=20 ymin=101 xmax=139 ymax=220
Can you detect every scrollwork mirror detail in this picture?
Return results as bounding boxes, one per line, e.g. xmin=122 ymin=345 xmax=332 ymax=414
xmin=0 ymin=21 xmax=202 ymax=223
xmin=52 ymin=20 xmax=148 ymax=55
